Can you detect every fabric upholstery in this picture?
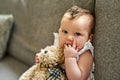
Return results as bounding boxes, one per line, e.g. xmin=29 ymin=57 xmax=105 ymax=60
xmin=0 ymin=55 xmax=29 ymax=80
xmin=94 ymin=0 xmax=120 ymax=80
xmin=0 ymin=15 xmax=13 ymax=59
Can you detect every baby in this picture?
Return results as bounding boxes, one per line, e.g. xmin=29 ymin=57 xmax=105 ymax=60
xmin=36 ymin=5 xmax=94 ymax=80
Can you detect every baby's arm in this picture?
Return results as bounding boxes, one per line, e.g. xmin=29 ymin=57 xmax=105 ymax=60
xmin=78 ymin=51 xmax=93 ymax=79
xmin=64 ymin=40 xmax=93 ymax=80
xmin=65 ymin=50 xmax=93 ymax=80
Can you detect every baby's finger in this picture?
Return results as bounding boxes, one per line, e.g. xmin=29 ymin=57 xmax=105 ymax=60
xmin=36 ymin=57 xmax=40 ymax=64
xmin=36 ymin=60 xmax=39 ymax=64
xmin=36 ymin=54 xmax=38 ymax=57
xmin=76 ymin=47 xmax=79 ymax=52
xmin=76 ymin=46 xmax=81 ymax=51
xmin=64 ymin=44 xmax=67 ymax=48
xmin=35 ymin=53 xmax=40 ymax=64
xmin=68 ymin=44 xmax=71 ymax=47
xmin=72 ymin=39 xmax=76 ymax=48
xmin=36 ymin=53 xmax=39 ymax=56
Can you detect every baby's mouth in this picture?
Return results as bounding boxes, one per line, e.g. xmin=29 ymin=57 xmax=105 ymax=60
xmin=64 ymin=43 xmax=72 ymax=46
xmin=65 ymin=43 xmax=69 ymax=46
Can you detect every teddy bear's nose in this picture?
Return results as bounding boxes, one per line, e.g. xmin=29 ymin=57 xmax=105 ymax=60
xmin=44 ymin=50 xmax=48 ymax=54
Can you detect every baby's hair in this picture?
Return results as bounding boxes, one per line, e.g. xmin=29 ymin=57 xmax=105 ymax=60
xmin=66 ymin=5 xmax=91 ymax=19
xmin=65 ymin=5 xmax=94 ymax=34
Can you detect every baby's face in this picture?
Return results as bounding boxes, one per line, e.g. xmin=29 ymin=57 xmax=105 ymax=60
xmin=59 ymin=14 xmax=93 ymax=50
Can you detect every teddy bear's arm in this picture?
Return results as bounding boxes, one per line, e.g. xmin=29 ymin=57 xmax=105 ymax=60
xmin=19 ymin=65 xmax=39 ymax=80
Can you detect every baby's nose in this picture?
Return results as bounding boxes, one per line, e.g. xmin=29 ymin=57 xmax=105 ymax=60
xmin=67 ymin=35 xmax=74 ymax=41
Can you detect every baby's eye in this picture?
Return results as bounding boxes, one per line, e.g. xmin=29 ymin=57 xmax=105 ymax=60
xmin=75 ymin=32 xmax=81 ymax=36
xmin=62 ymin=30 xmax=68 ymax=34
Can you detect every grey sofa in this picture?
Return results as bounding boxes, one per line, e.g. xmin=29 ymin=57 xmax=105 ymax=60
xmin=0 ymin=0 xmax=120 ymax=80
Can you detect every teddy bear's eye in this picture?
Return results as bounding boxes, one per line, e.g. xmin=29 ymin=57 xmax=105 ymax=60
xmin=44 ymin=50 xmax=48 ymax=54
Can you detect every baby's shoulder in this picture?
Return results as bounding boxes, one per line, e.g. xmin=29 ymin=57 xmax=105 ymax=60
xmin=79 ymin=50 xmax=93 ymax=61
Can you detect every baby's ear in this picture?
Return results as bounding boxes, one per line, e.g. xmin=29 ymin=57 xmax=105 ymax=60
xmin=53 ymin=32 xmax=59 ymax=47
xmin=89 ymin=34 xmax=93 ymax=42
xmin=58 ymin=28 xmax=61 ymax=32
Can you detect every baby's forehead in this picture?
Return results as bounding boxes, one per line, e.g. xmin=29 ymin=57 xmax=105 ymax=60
xmin=62 ymin=14 xmax=93 ymax=25
xmin=62 ymin=14 xmax=93 ymax=31
xmin=78 ymin=15 xmax=93 ymax=24
xmin=63 ymin=13 xmax=93 ymax=21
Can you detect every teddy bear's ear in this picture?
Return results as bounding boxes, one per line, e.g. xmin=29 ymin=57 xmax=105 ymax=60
xmin=39 ymin=49 xmax=44 ymax=53
xmin=53 ymin=32 xmax=59 ymax=47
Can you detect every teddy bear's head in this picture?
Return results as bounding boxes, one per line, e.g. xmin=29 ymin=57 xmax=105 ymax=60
xmin=38 ymin=45 xmax=64 ymax=68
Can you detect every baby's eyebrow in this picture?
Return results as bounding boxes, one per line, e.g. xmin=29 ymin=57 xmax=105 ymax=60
xmin=60 ymin=28 xmax=65 ymax=30
xmin=75 ymin=32 xmax=80 ymax=33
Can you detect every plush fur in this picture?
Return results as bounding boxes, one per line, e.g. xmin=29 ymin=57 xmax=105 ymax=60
xmin=19 ymin=33 xmax=67 ymax=80
xmin=19 ymin=45 xmax=66 ymax=80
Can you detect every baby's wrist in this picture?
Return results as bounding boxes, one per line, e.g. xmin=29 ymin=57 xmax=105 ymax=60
xmin=64 ymin=52 xmax=78 ymax=59
xmin=65 ymin=56 xmax=77 ymax=60
xmin=65 ymin=58 xmax=77 ymax=65
xmin=65 ymin=57 xmax=77 ymax=61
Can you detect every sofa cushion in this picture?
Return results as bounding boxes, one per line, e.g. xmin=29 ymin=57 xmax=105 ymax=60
xmin=0 ymin=15 xmax=13 ymax=59
xmin=0 ymin=55 xmax=29 ymax=80
xmin=94 ymin=0 xmax=120 ymax=80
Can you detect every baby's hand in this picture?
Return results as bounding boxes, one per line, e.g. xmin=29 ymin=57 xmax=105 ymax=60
xmin=35 ymin=53 xmax=40 ymax=64
xmin=64 ymin=39 xmax=79 ymax=58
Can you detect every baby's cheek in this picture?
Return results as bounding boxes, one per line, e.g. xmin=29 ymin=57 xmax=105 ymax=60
xmin=59 ymin=39 xmax=65 ymax=48
xmin=78 ymin=46 xmax=83 ymax=51
xmin=59 ymin=42 xmax=64 ymax=49
xmin=77 ymin=43 xmax=84 ymax=50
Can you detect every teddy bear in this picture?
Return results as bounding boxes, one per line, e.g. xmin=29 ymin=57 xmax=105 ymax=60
xmin=19 ymin=33 xmax=67 ymax=80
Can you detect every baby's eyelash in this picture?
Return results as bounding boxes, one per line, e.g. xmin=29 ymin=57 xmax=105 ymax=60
xmin=62 ymin=30 xmax=68 ymax=34
xmin=75 ymin=32 xmax=81 ymax=36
